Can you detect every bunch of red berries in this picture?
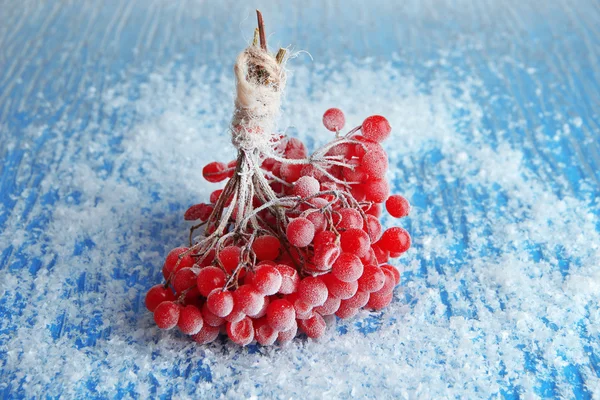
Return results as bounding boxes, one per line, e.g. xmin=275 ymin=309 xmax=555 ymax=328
xmin=145 ymin=108 xmax=411 ymax=346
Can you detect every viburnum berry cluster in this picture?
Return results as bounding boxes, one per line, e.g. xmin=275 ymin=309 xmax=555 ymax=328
xmin=145 ymin=12 xmax=411 ymax=346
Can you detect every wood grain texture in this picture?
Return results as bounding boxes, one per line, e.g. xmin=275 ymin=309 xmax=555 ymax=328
xmin=1 ymin=0 xmax=599 ymax=398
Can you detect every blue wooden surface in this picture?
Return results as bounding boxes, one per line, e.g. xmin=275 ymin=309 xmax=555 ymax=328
xmin=1 ymin=0 xmax=600 ymax=398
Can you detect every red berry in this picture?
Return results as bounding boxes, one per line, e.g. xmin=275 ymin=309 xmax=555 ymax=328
xmin=191 ymin=324 xmax=220 ymax=344
xmin=277 ymin=320 xmax=298 ymax=345
xmin=361 ymin=115 xmax=391 ymax=142
xmin=275 ymin=264 xmax=300 ymax=294
xmin=201 ymin=303 xmax=225 ymax=327
xmin=351 ymin=184 xmax=366 ymax=201
xmin=380 ymin=264 xmax=401 ymax=285
xmin=299 ymin=313 xmax=327 ymax=338
xmin=323 ymin=108 xmax=345 ymax=132
xmin=372 ymin=243 xmax=390 ymax=263
xmin=286 ymin=217 xmax=315 ymax=247
xmin=153 ymin=301 xmax=180 ymax=330
xmin=280 ymin=163 xmax=304 ymax=183
xmin=226 ymin=316 xmax=254 ymax=346
xmin=332 ymin=252 xmax=363 ymax=282
xmin=297 ymin=276 xmax=328 ymax=306
xmin=361 ymin=150 xmax=388 ymax=179
xmin=363 ymin=179 xmax=390 ymax=203
xmin=342 ymin=290 xmax=370 ymax=309
xmin=206 ymin=289 xmax=234 ymax=317
xmin=251 ymin=265 xmax=283 ymax=295
xmin=252 ymin=235 xmax=281 ymax=261
xmin=312 ymin=242 xmax=341 ymax=271
xmin=323 ymin=274 xmax=358 ymax=300
xmin=358 ymin=265 xmax=386 ymax=293
xmin=218 ymin=246 xmax=241 ymax=273
xmin=378 ymin=227 xmax=411 ymax=254
xmin=202 ymin=161 xmax=228 ymax=183
xmin=386 ymin=195 xmax=410 ymax=218
xmin=363 ymin=215 xmax=383 ymax=242
xmin=145 ymin=285 xmax=175 ymax=312
xmin=293 ymin=298 xmax=313 ymax=320
xmin=292 ymin=176 xmax=320 ymax=198
xmin=313 ymin=296 xmax=341 ymax=316
xmin=336 ymin=208 xmax=363 ymax=230
xmin=177 ymin=305 xmax=204 ymax=335
xmin=363 ymin=203 xmax=382 ymax=217
xmin=306 ymin=212 xmax=327 ymax=233
xmin=335 ymin=302 xmax=359 ymax=319
xmin=342 ymin=161 xmax=367 ymax=183
xmin=209 ymin=189 xmax=222 ymax=204
xmin=184 ymin=203 xmax=214 ymax=221
xmin=172 ymin=268 xmax=197 ymax=293
xmin=163 ymin=247 xmax=195 ymax=279
xmin=197 ymin=249 xmax=215 ymax=267
xmin=266 ymin=299 xmax=296 ymax=332
xmin=340 ymin=228 xmax=371 ymax=258
xmin=255 ymin=319 xmax=278 ymax=346
xmin=233 ymin=285 xmax=265 ymax=316
xmin=196 ymin=266 xmax=226 ymax=297
xmin=366 ymin=290 xmax=393 ymax=310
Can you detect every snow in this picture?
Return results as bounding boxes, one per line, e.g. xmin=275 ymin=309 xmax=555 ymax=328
xmin=0 ymin=58 xmax=599 ymax=398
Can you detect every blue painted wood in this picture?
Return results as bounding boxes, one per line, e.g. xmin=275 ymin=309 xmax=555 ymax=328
xmin=1 ymin=0 xmax=599 ymax=398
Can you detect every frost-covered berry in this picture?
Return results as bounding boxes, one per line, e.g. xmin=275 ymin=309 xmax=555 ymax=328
xmin=233 ymin=285 xmax=265 ymax=316
xmin=340 ymin=229 xmax=371 ymax=258
xmin=322 ymin=108 xmax=345 ymax=132
xmin=361 ymin=115 xmax=391 ymax=142
xmin=363 ymin=215 xmax=383 ymax=242
xmin=207 ymin=289 xmax=234 ymax=317
xmin=292 ymin=176 xmax=320 ymax=198
xmin=277 ymin=320 xmax=298 ymax=345
xmin=363 ymin=179 xmax=390 ymax=203
xmin=154 ymin=301 xmax=180 ymax=330
xmin=361 ymin=150 xmax=388 ymax=178
xmin=366 ymin=290 xmax=393 ymax=310
xmin=145 ymin=285 xmax=176 ymax=312
xmin=385 ymin=195 xmax=410 ymax=218
xmin=202 ymin=161 xmax=228 ymax=183
xmin=255 ymin=319 xmax=278 ymax=346
xmin=251 ymin=265 xmax=283 ymax=295
xmin=332 ymin=252 xmax=363 ymax=282
xmin=336 ymin=208 xmax=363 ymax=230
xmin=226 ymin=317 xmax=254 ymax=346
xmin=313 ymin=296 xmax=341 ymax=316
xmin=335 ymin=302 xmax=359 ymax=319
xmin=299 ymin=313 xmax=326 ymax=338
xmin=381 ymin=264 xmax=401 ymax=285
xmin=275 ymin=264 xmax=300 ymax=294
xmin=286 ymin=218 xmax=315 ymax=247
xmin=378 ymin=227 xmax=411 ymax=254
xmin=196 ymin=266 xmax=226 ymax=297
xmin=266 ymin=299 xmax=296 ymax=331
xmin=192 ymin=324 xmax=220 ymax=344
xmin=172 ymin=267 xmax=197 ymax=293
xmin=357 ymin=265 xmax=386 ymax=293
xmin=163 ymin=247 xmax=195 ymax=279
xmin=252 ymin=235 xmax=281 ymax=261
xmin=218 ymin=245 xmax=241 ymax=273
xmin=342 ymin=290 xmax=370 ymax=309
xmin=184 ymin=203 xmax=214 ymax=221
xmin=177 ymin=305 xmax=204 ymax=335
xmin=297 ymin=276 xmax=328 ymax=306
xmin=323 ymin=274 xmax=358 ymax=300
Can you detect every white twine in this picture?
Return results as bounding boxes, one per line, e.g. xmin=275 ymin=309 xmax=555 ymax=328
xmin=231 ymin=45 xmax=287 ymax=155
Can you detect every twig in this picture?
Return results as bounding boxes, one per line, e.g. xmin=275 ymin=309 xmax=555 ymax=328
xmin=256 ymin=10 xmax=267 ymax=51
